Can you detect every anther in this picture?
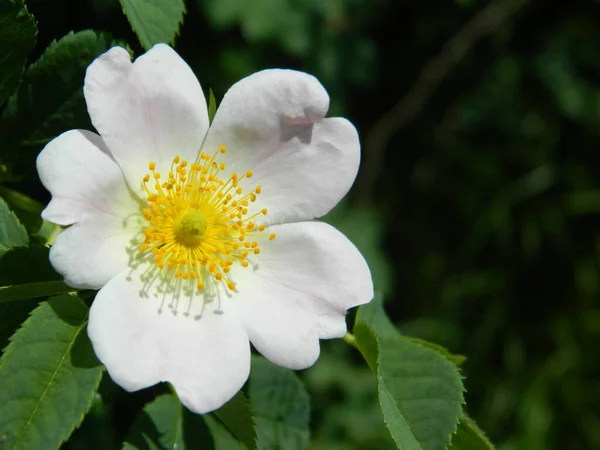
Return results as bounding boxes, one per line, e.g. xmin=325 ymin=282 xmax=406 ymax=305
xmin=139 ymin=142 xmax=276 ymax=296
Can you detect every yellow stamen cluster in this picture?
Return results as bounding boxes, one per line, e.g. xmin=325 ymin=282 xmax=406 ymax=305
xmin=139 ymin=145 xmax=275 ymax=291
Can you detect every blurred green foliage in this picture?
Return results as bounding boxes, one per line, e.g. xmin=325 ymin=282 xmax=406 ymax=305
xmin=1 ymin=0 xmax=599 ymax=448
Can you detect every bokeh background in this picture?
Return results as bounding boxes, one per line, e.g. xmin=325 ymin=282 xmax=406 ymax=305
xmin=9 ymin=0 xmax=600 ymax=448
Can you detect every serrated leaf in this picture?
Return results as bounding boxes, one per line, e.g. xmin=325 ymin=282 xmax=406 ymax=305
xmin=355 ymin=293 xmax=399 ymax=339
xmin=0 ymin=280 xmax=72 ymax=304
xmin=0 ymin=0 xmax=37 ymax=106
xmin=379 ymin=336 xmax=464 ymax=450
xmin=356 ymin=296 xmax=466 ymax=366
xmin=0 ymin=294 xmax=104 ymax=450
xmin=204 ymin=415 xmax=245 ymax=450
xmin=0 ymin=30 xmax=118 ymax=177
xmin=123 ymin=393 xmax=214 ymax=450
xmin=354 ymin=315 xmax=464 ymax=450
xmin=404 ymin=337 xmax=467 ymax=367
xmin=118 ymin=0 xmax=185 ymax=50
xmin=447 ymin=415 xmax=494 ymax=450
xmin=249 ymin=357 xmax=310 ymax=450
xmin=213 ymin=391 xmax=257 ymax=450
xmin=0 ymin=197 xmax=28 ymax=259
xmin=208 ymin=88 xmax=217 ymax=124
xmin=0 ymin=186 xmax=57 ymax=239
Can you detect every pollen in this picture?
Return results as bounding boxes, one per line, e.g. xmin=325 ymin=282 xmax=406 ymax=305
xmin=139 ymin=148 xmax=275 ymax=293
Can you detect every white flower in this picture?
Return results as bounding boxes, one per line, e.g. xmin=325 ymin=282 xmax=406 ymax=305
xmin=36 ymin=44 xmax=373 ymax=414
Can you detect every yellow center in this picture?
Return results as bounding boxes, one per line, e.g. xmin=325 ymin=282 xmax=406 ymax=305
xmin=138 ymin=146 xmax=276 ymax=292
xmin=175 ymin=209 xmax=208 ymax=246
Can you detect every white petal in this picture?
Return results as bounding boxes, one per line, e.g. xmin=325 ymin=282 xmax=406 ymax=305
xmin=36 ymin=129 xmax=137 ymax=226
xmin=49 ymin=215 xmax=139 ymax=290
xmin=255 ymin=221 xmax=373 ymax=339
xmin=203 ymin=69 xmax=360 ymax=224
xmin=228 ymin=221 xmax=372 ymax=369
xmin=37 ymin=129 xmax=141 ymax=289
xmin=232 ymin=266 xmax=321 ymax=370
xmin=88 ymin=268 xmax=250 ymax=414
xmin=83 ymin=45 xmax=209 ymax=194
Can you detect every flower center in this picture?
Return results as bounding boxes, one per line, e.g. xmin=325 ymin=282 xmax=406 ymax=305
xmin=175 ymin=209 xmax=208 ymax=246
xmin=138 ymin=146 xmax=276 ymax=293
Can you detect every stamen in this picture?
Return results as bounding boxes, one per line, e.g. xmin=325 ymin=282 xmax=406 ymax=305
xmin=138 ymin=146 xmax=275 ymax=297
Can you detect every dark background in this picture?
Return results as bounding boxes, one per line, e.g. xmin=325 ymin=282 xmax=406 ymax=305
xmin=14 ymin=0 xmax=600 ymax=448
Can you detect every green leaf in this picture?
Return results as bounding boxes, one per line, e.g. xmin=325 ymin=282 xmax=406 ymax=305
xmin=355 ymin=293 xmax=399 ymax=339
xmin=0 ymin=196 xmax=28 ymax=259
xmin=356 ymin=296 xmax=466 ymax=366
xmin=208 ymin=88 xmax=217 ymax=124
xmin=0 ymin=294 xmax=104 ymax=450
xmin=0 ymin=0 xmax=37 ymax=106
xmin=447 ymin=415 xmax=494 ymax=450
xmin=118 ymin=0 xmax=185 ymax=50
xmin=204 ymin=415 xmax=245 ymax=450
xmin=0 ymin=30 xmax=119 ymax=177
xmin=404 ymin=337 xmax=467 ymax=367
xmin=249 ymin=357 xmax=310 ymax=450
xmin=378 ymin=337 xmax=464 ymax=450
xmin=354 ymin=310 xmax=464 ymax=450
xmin=0 ymin=280 xmax=72 ymax=304
xmin=213 ymin=391 xmax=258 ymax=450
xmin=0 ymin=246 xmax=60 ymax=352
xmin=123 ymin=393 xmax=214 ymax=450
xmin=0 ymin=186 xmax=58 ymax=240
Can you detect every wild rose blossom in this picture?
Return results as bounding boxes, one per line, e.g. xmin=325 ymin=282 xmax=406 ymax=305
xmin=37 ymin=44 xmax=373 ymax=413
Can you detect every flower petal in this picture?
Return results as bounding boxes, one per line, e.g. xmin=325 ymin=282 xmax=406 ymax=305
xmin=227 ymin=220 xmax=372 ymax=370
xmin=37 ymin=129 xmax=141 ymax=289
xmin=232 ymin=266 xmax=321 ymax=370
xmin=49 ymin=216 xmax=139 ymax=290
xmin=36 ymin=129 xmax=137 ymax=226
xmin=248 ymin=221 xmax=373 ymax=340
xmin=88 ymin=268 xmax=250 ymax=414
xmin=83 ymin=44 xmax=209 ymax=193
xmin=203 ymin=69 xmax=360 ymax=224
